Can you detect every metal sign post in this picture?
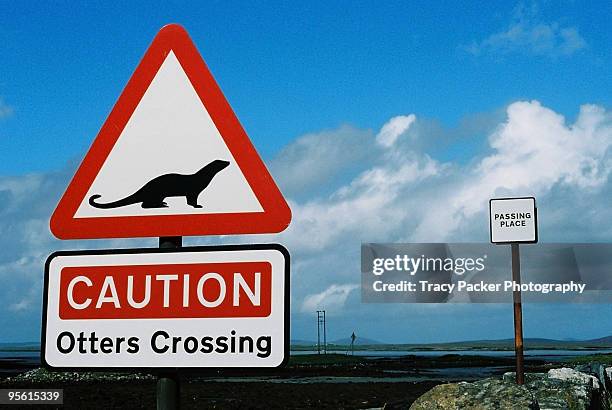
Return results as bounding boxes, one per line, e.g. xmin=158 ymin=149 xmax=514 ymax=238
xmin=158 ymin=237 xmax=182 ymax=410
xmin=489 ymin=197 xmax=537 ymax=385
xmin=511 ymin=243 xmax=524 ymax=385
xmin=157 ymin=373 xmax=180 ymax=410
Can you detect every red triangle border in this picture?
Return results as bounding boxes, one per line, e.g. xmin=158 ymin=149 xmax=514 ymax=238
xmin=50 ymin=24 xmax=291 ymax=239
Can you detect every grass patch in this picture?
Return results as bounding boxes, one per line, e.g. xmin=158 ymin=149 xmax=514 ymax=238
xmin=288 ymin=354 xmax=369 ymax=365
xmin=564 ymin=353 xmax=612 ymax=365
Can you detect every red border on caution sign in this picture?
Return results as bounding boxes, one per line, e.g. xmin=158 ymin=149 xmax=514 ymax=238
xmin=50 ymin=24 xmax=291 ymax=239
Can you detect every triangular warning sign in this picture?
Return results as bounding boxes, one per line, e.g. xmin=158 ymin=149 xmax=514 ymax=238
xmin=51 ymin=24 xmax=291 ymax=239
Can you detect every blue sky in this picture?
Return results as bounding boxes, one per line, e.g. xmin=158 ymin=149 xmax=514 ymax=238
xmin=0 ymin=1 xmax=611 ymax=343
xmin=2 ymin=0 xmax=610 ymax=173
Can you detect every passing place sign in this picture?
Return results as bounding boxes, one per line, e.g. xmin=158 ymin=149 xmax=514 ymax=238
xmin=42 ymin=244 xmax=289 ymax=370
xmin=489 ymin=197 xmax=538 ymax=244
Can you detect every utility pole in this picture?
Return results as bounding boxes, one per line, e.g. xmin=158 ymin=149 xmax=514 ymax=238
xmin=317 ymin=310 xmax=327 ymax=354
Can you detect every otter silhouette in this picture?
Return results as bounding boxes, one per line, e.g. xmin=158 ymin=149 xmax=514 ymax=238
xmin=88 ymin=159 xmax=230 ymax=209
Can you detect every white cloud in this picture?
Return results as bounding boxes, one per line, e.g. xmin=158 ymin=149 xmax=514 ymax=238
xmin=465 ymin=6 xmax=586 ymax=57
xmin=0 ymin=169 xmax=151 ymax=316
xmin=376 ymin=114 xmax=416 ymax=147
xmin=270 ymin=124 xmax=375 ymax=199
xmin=301 ymin=284 xmax=359 ymax=312
xmin=281 ymin=153 xmax=441 ymax=252
xmin=0 ymin=98 xmax=14 ymax=119
xmin=414 ymin=101 xmax=611 ymax=240
xmin=0 ymin=100 xmax=610 ymax=339
xmin=272 ymin=100 xmax=611 ymax=314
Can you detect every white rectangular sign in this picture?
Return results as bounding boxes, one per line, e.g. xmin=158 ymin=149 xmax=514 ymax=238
xmin=489 ymin=197 xmax=538 ymax=244
xmin=42 ymin=245 xmax=289 ymax=370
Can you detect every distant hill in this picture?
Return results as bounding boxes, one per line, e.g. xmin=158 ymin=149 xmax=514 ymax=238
xmin=330 ymin=337 xmax=383 ymax=345
xmin=290 ymin=339 xmax=317 ymax=346
xmin=290 ymin=337 xmax=384 ymax=346
xmin=585 ymin=336 xmax=612 ymax=344
xmin=395 ymin=336 xmax=612 ymax=350
xmin=290 ymin=334 xmax=612 ymax=350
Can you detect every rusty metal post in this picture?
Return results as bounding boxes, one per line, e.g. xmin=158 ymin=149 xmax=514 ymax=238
xmin=511 ymin=243 xmax=525 ymax=385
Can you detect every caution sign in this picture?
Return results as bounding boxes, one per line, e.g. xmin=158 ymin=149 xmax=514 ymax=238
xmin=489 ymin=197 xmax=538 ymax=244
xmin=42 ymin=245 xmax=289 ymax=369
xmin=50 ymin=24 xmax=291 ymax=239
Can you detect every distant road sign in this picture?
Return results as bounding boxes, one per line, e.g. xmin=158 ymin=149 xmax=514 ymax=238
xmin=50 ymin=24 xmax=291 ymax=239
xmin=489 ymin=197 xmax=538 ymax=244
xmin=42 ymin=244 xmax=289 ymax=370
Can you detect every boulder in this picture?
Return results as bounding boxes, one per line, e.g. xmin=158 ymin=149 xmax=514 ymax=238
xmin=411 ymin=367 xmax=609 ymax=410
xmin=574 ymin=362 xmax=612 ymax=392
xmin=531 ymin=375 xmax=593 ymax=410
xmin=409 ymin=378 xmax=536 ymax=410
xmin=548 ymin=367 xmax=600 ymax=390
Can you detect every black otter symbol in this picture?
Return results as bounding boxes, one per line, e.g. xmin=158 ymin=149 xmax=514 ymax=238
xmin=88 ymin=159 xmax=230 ymax=209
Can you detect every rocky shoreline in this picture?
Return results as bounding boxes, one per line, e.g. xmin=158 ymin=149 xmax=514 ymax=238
xmin=411 ymin=363 xmax=612 ymax=409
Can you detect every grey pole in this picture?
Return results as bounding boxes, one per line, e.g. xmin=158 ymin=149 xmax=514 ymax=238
xmin=157 ymin=236 xmax=182 ymax=410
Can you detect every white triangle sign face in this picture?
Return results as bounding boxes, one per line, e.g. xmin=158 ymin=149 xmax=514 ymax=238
xmin=75 ymin=51 xmax=263 ymax=218
xmin=51 ymin=25 xmax=291 ymax=239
